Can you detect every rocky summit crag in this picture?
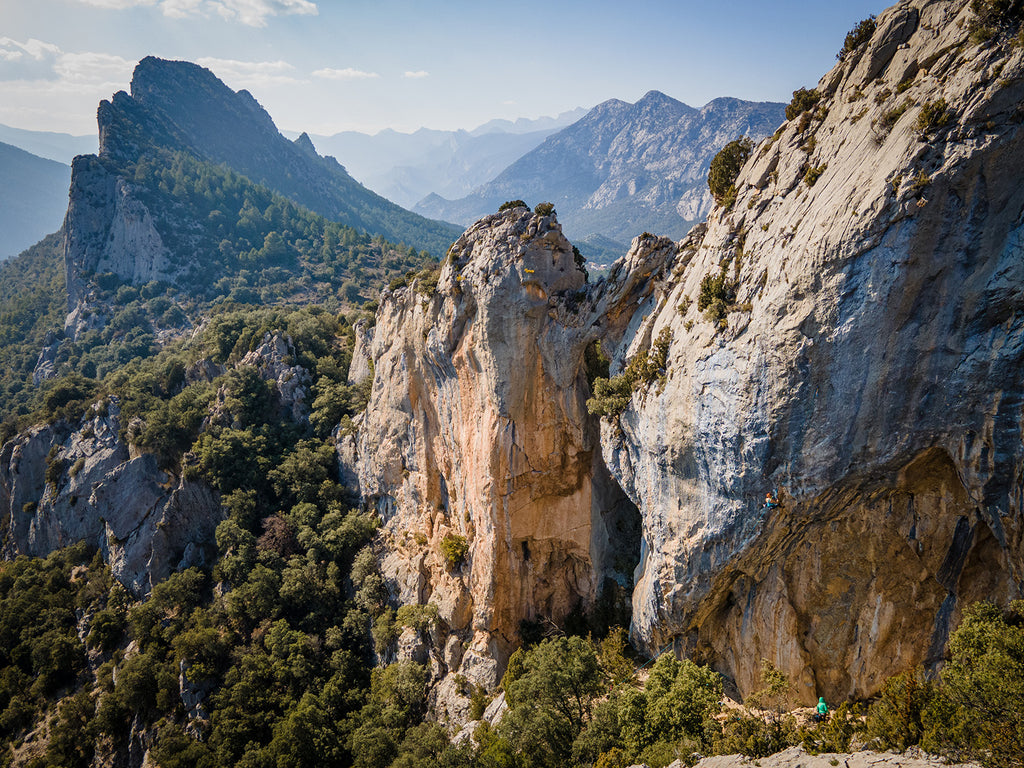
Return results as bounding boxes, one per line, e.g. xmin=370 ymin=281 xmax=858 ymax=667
xmin=349 ymin=0 xmax=1024 ymax=710
xmin=99 ymin=57 xmax=460 ymax=256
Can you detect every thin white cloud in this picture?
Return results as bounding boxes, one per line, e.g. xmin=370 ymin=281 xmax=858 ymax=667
xmin=196 ymin=57 xmax=301 ymax=87
xmin=76 ymin=0 xmax=157 ymax=7
xmin=56 ymin=52 xmax=135 ymax=85
xmin=0 ymin=38 xmax=132 ymax=86
xmin=313 ymin=67 xmax=380 ymax=81
xmin=403 ymin=70 xmax=429 ymax=79
xmin=0 ymin=38 xmax=62 ymax=80
xmin=73 ymin=0 xmax=318 ymax=27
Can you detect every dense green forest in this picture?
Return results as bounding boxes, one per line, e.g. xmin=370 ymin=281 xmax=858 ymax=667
xmin=0 ymin=142 xmax=440 ymax=445
xmin=2 ymin=534 xmax=1022 ymax=766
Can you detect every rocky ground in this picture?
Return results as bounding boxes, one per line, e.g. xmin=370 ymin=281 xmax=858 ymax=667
xmin=682 ymin=746 xmax=982 ymax=767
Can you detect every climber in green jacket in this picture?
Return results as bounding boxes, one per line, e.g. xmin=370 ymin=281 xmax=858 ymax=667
xmin=814 ymin=696 xmax=829 ymax=723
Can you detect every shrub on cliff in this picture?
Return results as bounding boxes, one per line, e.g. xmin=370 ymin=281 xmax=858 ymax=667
xmin=785 ymin=88 xmax=821 ymax=121
xmin=587 ymin=328 xmax=672 ymax=418
xmin=837 ymin=16 xmax=876 ymax=60
xmin=698 ymin=267 xmax=738 ymax=323
xmin=708 ymin=137 xmax=753 ymax=208
xmin=498 ymin=199 xmax=528 ymax=212
xmin=534 ymin=201 xmax=556 ymax=217
xmin=440 ymin=533 xmax=469 ymax=569
xmin=971 ymin=0 xmax=1024 ymax=30
xmin=915 ymin=99 xmax=952 ymax=137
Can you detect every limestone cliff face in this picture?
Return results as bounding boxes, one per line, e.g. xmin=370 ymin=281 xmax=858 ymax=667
xmin=353 ymin=0 xmax=1024 ymax=708
xmin=0 ymin=400 xmax=220 ymax=595
xmin=345 ymin=207 xmax=664 ymax=692
xmin=605 ymin=0 xmax=1024 ymax=703
xmin=63 ymin=154 xmax=177 ymax=319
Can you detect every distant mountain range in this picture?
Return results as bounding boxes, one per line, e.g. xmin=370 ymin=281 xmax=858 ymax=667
xmin=299 ymin=109 xmax=587 ymax=209
xmin=415 ymin=91 xmax=786 ymax=259
xmin=0 ymin=142 xmax=71 ymax=261
xmin=0 ymin=123 xmax=95 ymax=164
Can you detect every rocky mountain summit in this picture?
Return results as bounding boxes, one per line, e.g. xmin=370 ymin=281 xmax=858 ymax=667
xmin=350 ymin=0 xmax=1024 ymax=708
xmin=58 ymin=56 xmax=457 ymax=331
xmin=415 ymin=92 xmax=785 ymax=257
xmin=96 ymin=57 xmax=459 ymax=255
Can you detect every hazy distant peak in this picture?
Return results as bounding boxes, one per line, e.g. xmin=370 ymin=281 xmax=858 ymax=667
xmin=468 ymin=107 xmax=588 ymax=136
xmin=636 ymin=90 xmax=692 ymax=111
xmin=294 ymin=132 xmax=317 ymax=156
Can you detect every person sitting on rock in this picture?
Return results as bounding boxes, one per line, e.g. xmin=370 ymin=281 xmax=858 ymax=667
xmin=813 ymin=696 xmax=829 ymax=723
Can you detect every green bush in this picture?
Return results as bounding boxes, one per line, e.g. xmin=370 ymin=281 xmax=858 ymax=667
xmin=712 ymin=661 xmax=797 ymax=758
xmin=838 ymin=16 xmax=876 ymax=60
xmin=586 ymin=328 xmax=672 ymax=418
xmin=500 ymin=636 xmax=605 ymax=767
xmin=440 ymin=533 xmax=469 ymax=569
xmin=534 ymin=202 xmax=556 ymax=217
xmin=698 ymin=267 xmax=738 ymax=323
xmin=801 ymin=702 xmax=857 ymax=754
xmin=874 ymin=99 xmax=913 ymax=142
xmin=915 ymin=98 xmax=952 ymax=136
xmin=395 ymin=604 xmax=438 ymax=633
xmin=864 ymin=668 xmax=937 ymax=751
xmin=498 ymin=200 xmax=528 ymax=212
xmin=785 ymin=88 xmax=821 ymax=121
xmin=708 ymin=137 xmax=754 ymax=206
xmin=927 ymin=600 xmax=1024 ymax=767
xmin=803 ymin=163 xmax=828 ymax=187
xmin=971 ymin=0 xmax=1024 ymax=29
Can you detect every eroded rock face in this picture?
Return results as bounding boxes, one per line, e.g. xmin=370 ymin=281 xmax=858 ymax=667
xmin=350 ymin=0 xmax=1024 ymax=710
xmin=63 ymin=155 xmax=177 ymax=316
xmin=346 ymin=207 xmax=653 ymax=690
xmin=604 ymin=0 xmax=1024 ymax=703
xmin=0 ymin=400 xmax=221 ymax=595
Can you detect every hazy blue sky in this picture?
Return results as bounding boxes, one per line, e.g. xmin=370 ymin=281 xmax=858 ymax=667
xmin=1 ymin=0 xmax=889 ymax=137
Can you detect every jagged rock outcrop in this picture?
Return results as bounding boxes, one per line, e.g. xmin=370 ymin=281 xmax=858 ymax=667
xmin=239 ymin=332 xmax=311 ymax=422
xmin=63 ymin=154 xmax=177 ymax=313
xmin=354 ymin=0 xmax=1024 ymax=708
xmin=0 ymin=400 xmax=221 ymax=595
xmin=603 ymin=0 xmax=1024 ymax=703
xmin=344 ymin=206 xmax=669 ymax=693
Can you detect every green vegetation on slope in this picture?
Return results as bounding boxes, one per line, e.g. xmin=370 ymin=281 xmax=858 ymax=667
xmin=0 ymin=143 xmax=436 ymax=443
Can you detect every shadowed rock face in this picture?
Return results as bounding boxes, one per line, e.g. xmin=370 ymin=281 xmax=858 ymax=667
xmin=0 ymin=401 xmax=221 ymax=595
xmin=352 ymin=0 xmax=1024 ymax=707
xmin=603 ymin=0 xmax=1024 ymax=702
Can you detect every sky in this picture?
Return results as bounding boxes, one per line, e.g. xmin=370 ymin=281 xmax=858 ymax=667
xmin=0 ymin=0 xmax=891 ymax=138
